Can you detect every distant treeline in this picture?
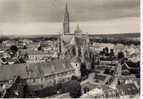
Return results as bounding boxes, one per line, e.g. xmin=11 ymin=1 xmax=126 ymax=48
xmin=0 ymin=36 xmax=10 ymax=43
xmin=0 ymin=33 xmax=140 ymax=45
xmin=90 ymin=37 xmax=140 ymax=45
xmin=0 ymin=36 xmax=59 ymax=43
xmin=89 ymin=33 xmax=140 ymax=38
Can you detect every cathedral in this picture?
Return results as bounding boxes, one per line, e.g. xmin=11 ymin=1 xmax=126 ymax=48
xmin=59 ymin=3 xmax=91 ymax=65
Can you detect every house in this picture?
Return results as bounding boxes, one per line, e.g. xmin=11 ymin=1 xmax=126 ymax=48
xmin=99 ymin=55 xmax=118 ymax=65
xmin=22 ymin=39 xmax=33 ymax=45
xmin=26 ymin=43 xmax=39 ymax=51
xmin=2 ymin=40 xmax=16 ymax=48
xmin=26 ymin=51 xmax=51 ymax=63
xmin=19 ymin=48 xmax=58 ymax=63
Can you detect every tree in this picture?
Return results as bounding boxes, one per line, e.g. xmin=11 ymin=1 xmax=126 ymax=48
xmin=110 ymin=49 xmax=114 ymax=56
xmin=102 ymin=48 xmax=105 ymax=54
xmin=4 ymin=76 xmax=26 ymax=98
xmin=23 ymin=45 xmax=27 ymax=49
xmin=38 ymin=46 xmax=42 ymax=51
xmin=117 ymin=51 xmax=124 ymax=59
xmin=68 ymin=76 xmax=81 ymax=98
xmin=105 ymin=47 xmax=109 ymax=56
xmin=80 ymin=62 xmax=88 ymax=79
xmin=9 ymin=45 xmax=18 ymax=57
xmin=10 ymin=45 xmax=18 ymax=53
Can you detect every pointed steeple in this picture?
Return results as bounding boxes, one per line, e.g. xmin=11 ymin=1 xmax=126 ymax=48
xmin=63 ymin=1 xmax=70 ymax=34
xmin=64 ymin=2 xmax=69 ymax=22
xmin=74 ymin=24 xmax=82 ymax=34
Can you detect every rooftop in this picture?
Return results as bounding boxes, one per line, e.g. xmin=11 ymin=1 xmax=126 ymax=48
xmin=0 ymin=59 xmax=73 ymax=81
xmin=117 ymin=83 xmax=139 ymax=95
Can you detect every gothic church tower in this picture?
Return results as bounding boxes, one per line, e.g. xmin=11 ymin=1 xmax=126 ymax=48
xmin=63 ymin=3 xmax=70 ymax=34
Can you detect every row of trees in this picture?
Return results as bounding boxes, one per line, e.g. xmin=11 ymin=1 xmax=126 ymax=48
xmin=90 ymin=38 xmax=140 ymax=45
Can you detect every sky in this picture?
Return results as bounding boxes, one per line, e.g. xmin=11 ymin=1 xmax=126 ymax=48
xmin=0 ymin=0 xmax=140 ymax=35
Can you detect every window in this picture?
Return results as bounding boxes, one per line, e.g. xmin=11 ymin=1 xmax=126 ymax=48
xmin=41 ymin=78 xmax=44 ymax=82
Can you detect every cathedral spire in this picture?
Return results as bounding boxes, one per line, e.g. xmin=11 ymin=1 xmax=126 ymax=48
xmin=63 ymin=2 xmax=70 ymax=34
xmin=74 ymin=24 xmax=82 ymax=34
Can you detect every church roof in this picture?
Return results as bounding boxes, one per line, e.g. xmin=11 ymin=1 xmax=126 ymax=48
xmin=0 ymin=59 xmax=74 ymax=81
xmin=62 ymin=34 xmax=87 ymax=48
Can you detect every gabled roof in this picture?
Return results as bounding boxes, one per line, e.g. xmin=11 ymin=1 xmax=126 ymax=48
xmin=0 ymin=59 xmax=73 ymax=81
xmin=0 ymin=64 xmax=28 ymax=81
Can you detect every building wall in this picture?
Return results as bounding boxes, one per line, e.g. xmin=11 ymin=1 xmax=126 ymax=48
xmin=26 ymin=69 xmax=76 ymax=90
xmin=27 ymin=54 xmax=50 ymax=63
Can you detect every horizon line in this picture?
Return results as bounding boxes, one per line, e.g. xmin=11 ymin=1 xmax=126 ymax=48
xmin=0 ymin=32 xmax=140 ymax=37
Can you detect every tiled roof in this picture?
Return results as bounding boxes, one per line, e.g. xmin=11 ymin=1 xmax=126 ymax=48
xmin=0 ymin=59 xmax=73 ymax=81
xmin=0 ymin=64 xmax=28 ymax=81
